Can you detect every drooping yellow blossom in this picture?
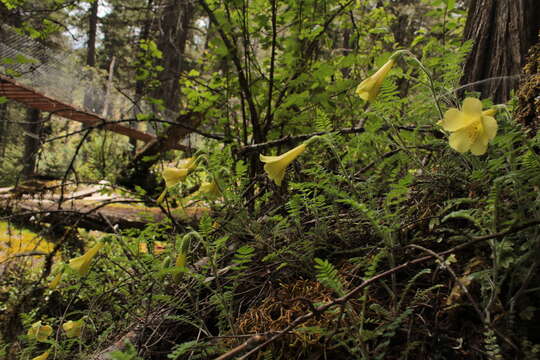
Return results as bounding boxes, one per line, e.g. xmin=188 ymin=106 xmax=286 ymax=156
xmin=63 ymin=318 xmax=84 ymax=338
xmin=153 ymin=241 xmax=167 ymax=255
xmin=190 ymin=181 xmax=222 ymax=200
xmin=157 ymin=158 xmax=198 ymax=204
xmin=32 ymin=351 xmax=50 ymax=360
xmin=162 ymin=168 xmax=190 ymax=188
xmin=260 ymin=143 xmax=307 ymax=186
xmin=438 ymin=98 xmax=498 ymax=155
xmin=48 ymin=271 xmax=63 ymax=290
xmin=68 ymin=242 xmax=104 ymax=276
xmin=139 ymin=241 xmax=168 ymax=255
xmin=138 ymin=242 xmax=148 ymax=254
xmin=198 ymin=181 xmax=221 ymax=197
xmin=179 ymin=157 xmax=197 ymax=171
xmin=356 ymin=58 xmax=396 ymax=101
xmin=27 ymin=321 xmax=53 ymax=342
xmin=173 ymin=235 xmax=190 ymax=281
xmin=175 ymin=253 xmax=187 ymax=268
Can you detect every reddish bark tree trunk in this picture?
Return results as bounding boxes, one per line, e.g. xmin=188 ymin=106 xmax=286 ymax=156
xmin=461 ymin=0 xmax=540 ymax=103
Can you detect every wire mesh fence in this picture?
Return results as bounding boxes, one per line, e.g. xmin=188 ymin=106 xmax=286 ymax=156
xmin=0 ymin=24 xmax=203 ymax=148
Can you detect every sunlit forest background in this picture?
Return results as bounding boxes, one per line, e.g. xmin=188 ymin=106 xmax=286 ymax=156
xmin=1 ymin=0 xmax=540 ymax=359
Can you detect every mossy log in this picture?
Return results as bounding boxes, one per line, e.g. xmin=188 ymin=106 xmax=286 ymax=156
xmin=516 ymin=34 xmax=540 ymax=136
xmin=0 ymin=183 xmax=208 ymax=231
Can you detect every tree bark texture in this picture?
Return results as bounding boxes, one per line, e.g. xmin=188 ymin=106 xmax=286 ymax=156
xmin=83 ymin=0 xmax=100 ymax=117
xmin=0 ymin=102 xmax=7 ymax=157
xmin=153 ymin=0 xmax=195 ymax=112
xmin=461 ymin=0 xmax=540 ymax=103
xmin=131 ymin=0 xmax=155 ymax=153
xmin=22 ymin=108 xmax=42 ymax=179
xmin=86 ymin=0 xmax=99 ymax=68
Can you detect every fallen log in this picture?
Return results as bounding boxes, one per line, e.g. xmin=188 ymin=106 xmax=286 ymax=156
xmin=1 ymin=184 xmax=209 ymax=231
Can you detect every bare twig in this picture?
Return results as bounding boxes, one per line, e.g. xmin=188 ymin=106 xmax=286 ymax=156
xmin=214 ymin=335 xmax=266 ymax=360
xmin=237 ymin=126 xmax=365 ymax=155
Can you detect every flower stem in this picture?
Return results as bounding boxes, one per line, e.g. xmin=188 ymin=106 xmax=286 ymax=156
xmin=402 ymin=50 xmax=444 ymax=119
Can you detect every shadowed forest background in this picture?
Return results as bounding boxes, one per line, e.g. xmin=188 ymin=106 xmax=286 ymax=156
xmin=1 ymin=0 xmax=540 ymax=359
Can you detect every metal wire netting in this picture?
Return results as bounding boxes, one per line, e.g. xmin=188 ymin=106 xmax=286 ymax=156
xmin=0 ymin=24 xmax=202 ymax=147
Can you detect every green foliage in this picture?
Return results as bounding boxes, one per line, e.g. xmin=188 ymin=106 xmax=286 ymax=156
xmin=2 ymin=1 xmax=540 ymax=359
xmin=314 ymin=258 xmax=345 ymax=296
xmin=109 ymin=341 xmax=143 ymax=360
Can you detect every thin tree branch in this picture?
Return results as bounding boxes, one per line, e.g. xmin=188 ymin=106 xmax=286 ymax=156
xmin=198 ymin=0 xmax=262 ymax=143
xmin=236 ymin=126 xmax=365 ymax=155
xmin=263 ymin=0 xmax=278 ymax=132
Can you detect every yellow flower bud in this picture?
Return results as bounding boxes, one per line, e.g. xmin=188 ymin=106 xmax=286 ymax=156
xmin=27 ymin=321 xmax=53 ymax=342
xmin=187 ymin=181 xmax=222 ymax=202
xmin=32 ymin=351 xmax=50 ymax=360
xmin=153 ymin=241 xmax=167 ymax=255
xmin=63 ymin=318 xmax=84 ymax=338
xmin=259 ymin=143 xmax=307 ymax=186
xmin=162 ymin=168 xmax=189 ymax=188
xmin=176 ymin=253 xmax=187 ymax=268
xmin=48 ymin=271 xmax=63 ymax=290
xmin=178 ymin=157 xmax=197 ymax=171
xmin=356 ymin=59 xmax=395 ymax=101
xmin=68 ymin=243 xmax=104 ymax=276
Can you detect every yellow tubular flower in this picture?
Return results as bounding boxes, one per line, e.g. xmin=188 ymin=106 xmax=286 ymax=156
xmin=162 ymin=168 xmax=189 ymax=188
xmin=439 ymin=98 xmax=498 ymax=155
xmin=192 ymin=181 xmax=221 ymax=200
xmin=259 ymin=143 xmax=307 ymax=186
xmin=153 ymin=241 xmax=167 ymax=255
xmin=173 ymin=253 xmax=187 ymax=282
xmin=32 ymin=351 xmax=50 ymax=360
xmin=173 ymin=235 xmax=190 ymax=281
xmin=48 ymin=271 xmax=63 ymax=290
xmin=356 ymin=58 xmax=396 ymax=101
xmin=27 ymin=321 xmax=53 ymax=342
xmin=175 ymin=253 xmax=187 ymax=268
xmin=63 ymin=318 xmax=84 ymax=338
xmin=178 ymin=157 xmax=197 ymax=171
xmin=157 ymin=158 xmax=198 ymax=204
xmin=68 ymin=242 xmax=104 ymax=276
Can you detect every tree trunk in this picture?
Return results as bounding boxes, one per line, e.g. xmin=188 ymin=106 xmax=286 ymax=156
xmin=131 ymin=0 xmax=155 ymax=154
xmin=461 ymin=0 xmax=540 ymax=103
xmin=0 ymin=102 xmax=7 ymax=157
xmin=87 ymin=0 xmax=98 ymax=68
xmin=117 ymin=0 xmax=196 ymax=193
xmin=153 ymin=0 xmax=195 ymax=112
xmin=22 ymin=108 xmax=42 ymax=179
xmin=83 ymin=0 xmax=100 ymax=116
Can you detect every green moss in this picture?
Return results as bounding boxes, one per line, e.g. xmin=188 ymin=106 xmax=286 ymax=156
xmin=516 ymin=37 xmax=540 ymax=136
xmin=0 ymin=221 xmax=54 ymax=262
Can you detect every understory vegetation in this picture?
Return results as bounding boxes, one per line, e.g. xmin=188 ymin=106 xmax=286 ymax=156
xmin=1 ymin=0 xmax=540 ymax=359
